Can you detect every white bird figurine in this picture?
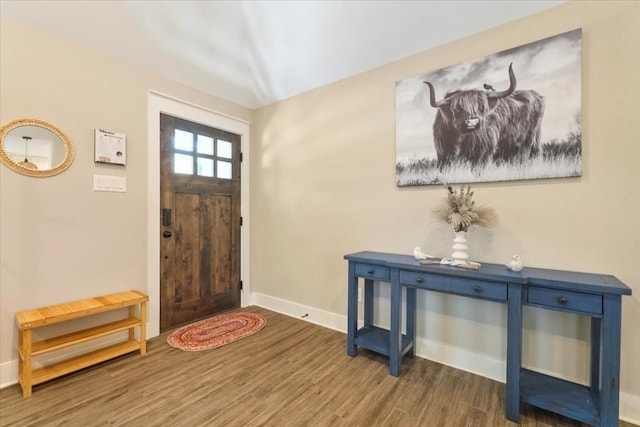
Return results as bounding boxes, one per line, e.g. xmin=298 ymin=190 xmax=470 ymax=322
xmin=506 ymin=254 xmax=523 ymax=272
xmin=413 ymin=247 xmax=435 ymax=260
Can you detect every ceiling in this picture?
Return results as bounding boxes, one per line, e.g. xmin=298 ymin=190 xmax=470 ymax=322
xmin=1 ymin=0 xmax=564 ymax=109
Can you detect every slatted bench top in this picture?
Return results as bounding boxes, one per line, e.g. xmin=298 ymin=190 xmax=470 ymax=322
xmin=15 ymin=290 xmax=148 ymax=330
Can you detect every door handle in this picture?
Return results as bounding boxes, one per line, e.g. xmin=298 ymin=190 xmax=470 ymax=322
xmin=163 ymin=230 xmax=172 ymax=238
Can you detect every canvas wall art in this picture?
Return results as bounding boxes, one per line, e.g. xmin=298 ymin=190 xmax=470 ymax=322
xmin=395 ymin=28 xmax=582 ymax=186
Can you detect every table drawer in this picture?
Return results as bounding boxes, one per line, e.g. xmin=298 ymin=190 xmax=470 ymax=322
xmin=451 ymin=278 xmax=507 ymax=302
xmin=527 ymin=286 xmax=602 ymax=315
xmin=354 ymin=263 xmax=390 ymax=281
xmin=399 ymin=271 xmax=449 ymax=292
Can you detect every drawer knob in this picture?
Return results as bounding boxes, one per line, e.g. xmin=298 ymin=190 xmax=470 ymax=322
xmin=473 ymin=285 xmax=482 ymax=292
xmin=415 ymin=277 xmax=424 ymax=283
xmin=557 ymin=296 xmax=569 ymax=304
xmin=368 ymin=269 xmax=374 ymax=274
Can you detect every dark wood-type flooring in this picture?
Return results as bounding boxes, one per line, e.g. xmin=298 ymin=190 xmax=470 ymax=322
xmin=1 ymin=306 xmax=636 ymax=427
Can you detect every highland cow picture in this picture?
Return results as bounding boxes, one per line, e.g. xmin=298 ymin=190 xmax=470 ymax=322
xmin=395 ymin=28 xmax=582 ymax=186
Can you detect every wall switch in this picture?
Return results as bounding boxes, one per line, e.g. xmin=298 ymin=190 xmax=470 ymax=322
xmin=93 ymin=175 xmax=126 ymax=192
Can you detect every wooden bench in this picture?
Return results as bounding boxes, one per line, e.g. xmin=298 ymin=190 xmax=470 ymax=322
xmin=15 ymin=290 xmax=148 ymax=398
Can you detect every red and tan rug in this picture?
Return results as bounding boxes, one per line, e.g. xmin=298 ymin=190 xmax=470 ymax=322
xmin=166 ymin=312 xmax=266 ymax=351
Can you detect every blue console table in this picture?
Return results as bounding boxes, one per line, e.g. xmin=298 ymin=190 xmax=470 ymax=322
xmin=344 ymin=251 xmax=631 ymax=427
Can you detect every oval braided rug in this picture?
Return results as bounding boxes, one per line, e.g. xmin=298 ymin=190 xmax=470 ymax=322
xmin=166 ymin=312 xmax=266 ymax=351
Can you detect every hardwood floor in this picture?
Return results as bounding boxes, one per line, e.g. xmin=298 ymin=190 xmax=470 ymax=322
xmin=1 ymin=306 xmax=636 ymax=427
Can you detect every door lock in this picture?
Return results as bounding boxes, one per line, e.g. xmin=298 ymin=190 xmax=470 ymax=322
xmin=162 ymin=230 xmax=172 ymax=238
xmin=163 ymin=209 xmax=172 ymax=227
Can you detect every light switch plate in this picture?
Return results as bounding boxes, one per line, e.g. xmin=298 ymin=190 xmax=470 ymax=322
xmin=93 ymin=174 xmax=126 ymax=192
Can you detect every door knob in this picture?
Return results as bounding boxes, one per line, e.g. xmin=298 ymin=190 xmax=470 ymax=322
xmin=163 ymin=230 xmax=172 ymax=238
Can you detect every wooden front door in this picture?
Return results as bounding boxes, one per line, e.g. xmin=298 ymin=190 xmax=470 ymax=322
xmin=159 ymin=113 xmax=241 ymax=331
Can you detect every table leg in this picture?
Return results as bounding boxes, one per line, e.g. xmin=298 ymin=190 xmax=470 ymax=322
xmin=128 ymin=306 xmax=136 ymax=342
xmin=406 ymin=286 xmax=417 ymax=358
xmin=506 ymin=284 xmax=523 ymax=422
xmin=599 ymin=294 xmax=622 ymax=427
xmin=347 ymin=261 xmax=358 ymax=356
xmin=364 ymin=278 xmax=373 ymax=328
xmin=139 ymin=300 xmax=148 ymax=354
xmin=20 ymin=329 xmax=32 ymax=398
xmin=389 ymin=268 xmax=402 ymax=376
xmin=590 ymin=317 xmax=601 ymax=393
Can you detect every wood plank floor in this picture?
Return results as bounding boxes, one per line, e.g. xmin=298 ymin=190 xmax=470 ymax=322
xmin=1 ymin=306 xmax=636 ymax=427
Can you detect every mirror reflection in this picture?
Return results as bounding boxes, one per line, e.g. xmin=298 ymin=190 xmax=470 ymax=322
xmin=3 ymin=126 xmax=67 ymax=170
xmin=0 ymin=118 xmax=74 ymax=177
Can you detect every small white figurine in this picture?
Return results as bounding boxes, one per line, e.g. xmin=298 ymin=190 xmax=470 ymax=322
xmin=506 ymin=254 xmax=523 ymax=272
xmin=413 ymin=247 xmax=435 ymax=260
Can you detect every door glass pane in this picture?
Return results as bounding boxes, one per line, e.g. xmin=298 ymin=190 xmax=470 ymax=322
xmin=197 ymin=135 xmax=214 ymax=155
xmin=217 ymin=160 xmax=232 ymax=179
xmin=197 ymin=157 xmax=214 ymax=177
xmin=217 ymin=140 xmax=232 ymax=159
xmin=174 ymin=153 xmax=193 ymax=174
xmin=174 ymin=129 xmax=193 ymax=152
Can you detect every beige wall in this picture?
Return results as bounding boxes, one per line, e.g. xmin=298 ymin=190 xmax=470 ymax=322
xmin=0 ymin=15 xmax=251 ymax=367
xmin=251 ymin=0 xmax=640 ymax=407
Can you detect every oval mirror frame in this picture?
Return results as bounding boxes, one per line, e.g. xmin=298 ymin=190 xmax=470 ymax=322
xmin=0 ymin=118 xmax=74 ymax=177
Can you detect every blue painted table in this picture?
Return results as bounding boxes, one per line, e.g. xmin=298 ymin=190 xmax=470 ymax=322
xmin=344 ymin=251 xmax=631 ymax=427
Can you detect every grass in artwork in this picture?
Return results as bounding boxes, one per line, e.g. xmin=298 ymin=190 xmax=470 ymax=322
xmin=396 ymin=140 xmax=581 ymax=186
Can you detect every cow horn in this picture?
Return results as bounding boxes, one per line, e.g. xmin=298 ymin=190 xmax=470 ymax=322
xmin=488 ymin=63 xmax=517 ymax=99
xmin=423 ymin=81 xmax=449 ymax=108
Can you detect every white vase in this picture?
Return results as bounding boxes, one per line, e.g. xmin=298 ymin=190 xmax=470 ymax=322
xmin=451 ymin=231 xmax=469 ymax=261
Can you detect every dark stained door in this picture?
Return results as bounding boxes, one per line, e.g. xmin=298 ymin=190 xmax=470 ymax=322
xmin=160 ymin=113 xmax=241 ymax=331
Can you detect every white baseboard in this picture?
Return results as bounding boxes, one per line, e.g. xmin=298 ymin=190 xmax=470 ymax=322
xmin=620 ymin=391 xmax=640 ymax=425
xmin=414 ymin=336 xmax=507 ymax=383
xmin=0 ymin=358 xmax=18 ymax=389
xmin=249 ymin=292 xmax=346 ymax=332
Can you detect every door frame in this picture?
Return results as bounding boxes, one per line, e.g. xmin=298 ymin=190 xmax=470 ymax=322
xmin=147 ymin=91 xmax=251 ymax=338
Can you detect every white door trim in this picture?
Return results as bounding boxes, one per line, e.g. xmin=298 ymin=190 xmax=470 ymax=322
xmin=147 ymin=91 xmax=251 ymax=338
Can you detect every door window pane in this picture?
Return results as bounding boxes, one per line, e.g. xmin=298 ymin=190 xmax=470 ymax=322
xmin=197 ymin=135 xmax=214 ymax=155
xmin=217 ymin=140 xmax=232 ymax=159
xmin=197 ymin=157 xmax=214 ymax=177
xmin=217 ymin=160 xmax=232 ymax=179
xmin=174 ymin=129 xmax=193 ymax=152
xmin=174 ymin=153 xmax=193 ymax=174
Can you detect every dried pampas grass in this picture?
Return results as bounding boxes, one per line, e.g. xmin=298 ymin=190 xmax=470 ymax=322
xmin=434 ymin=185 xmax=498 ymax=233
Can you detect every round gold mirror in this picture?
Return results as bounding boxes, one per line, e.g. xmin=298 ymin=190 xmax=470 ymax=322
xmin=0 ymin=118 xmax=74 ymax=177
